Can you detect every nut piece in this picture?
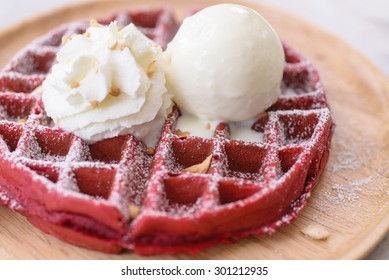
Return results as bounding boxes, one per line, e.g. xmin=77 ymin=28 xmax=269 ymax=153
xmin=62 ymin=35 xmax=72 ymax=45
xmin=110 ymin=85 xmax=121 ymax=97
xmin=120 ymin=45 xmax=129 ymax=51
xmin=17 ymin=118 xmax=27 ymax=123
xmin=70 ymin=81 xmax=80 ymax=88
xmin=205 ymin=122 xmax=211 ymax=130
xmin=109 ymin=40 xmax=118 ymax=50
xmin=147 ymin=61 xmax=157 ymax=76
xmin=184 ymin=154 xmax=212 ymax=174
xmin=128 ymin=204 xmax=140 ymax=219
xmin=176 ymin=129 xmax=190 ymax=137
xmin=301 ymin=225 xmax=330 ymax=240
xmin=146 ymin=147 xmax=155 ymax=155
xmin=89 ymin=100 xmax=99 ymax=109
xmin=92 ymin=58 xmax=100 ymax=73
xmin=30 ymin=86 xmax=43 ymax=97
xmin=90 ymin=19 xmax=99 ymax=27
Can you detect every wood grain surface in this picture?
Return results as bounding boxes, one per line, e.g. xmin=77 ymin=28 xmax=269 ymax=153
xmin=0 ymin=0 xmax=388 ymax=260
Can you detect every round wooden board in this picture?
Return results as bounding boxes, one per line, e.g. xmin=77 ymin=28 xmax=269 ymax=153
xmin=0 ymin=0 xmax=388 ymax=260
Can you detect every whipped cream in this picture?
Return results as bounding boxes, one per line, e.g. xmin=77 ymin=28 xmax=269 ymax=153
xmin=42 ymin=21 xmax=171 ymax=147
xmin=165 ymin=4 xmax=284 ymax=122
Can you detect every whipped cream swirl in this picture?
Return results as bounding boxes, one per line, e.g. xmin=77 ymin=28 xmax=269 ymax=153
xmin=42 ymin=21 xmax=171 ymax=146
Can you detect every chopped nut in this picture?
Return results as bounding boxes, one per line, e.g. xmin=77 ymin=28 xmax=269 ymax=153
xmin=30 ymin=86 xmax=43 ymax=97
xmin=61 ymin=35 xmax=72 ymax=45
xmin=301 ymin=225 xmax=330 ymax=240
xmin=128 ymin=204 xmax=140 ymax=219
xmin=93 ymin=58 xmax=99 ymax=74
xmin=118 ymin=26 xmax=123 ymax=31
xmin=110 ymin=85 xmax=121 ymax=97
xmin=17 ymin=118 xmax=27 ymax=123
xmin=176 ymin=129 xmax=190 ymax=137
xmin=90 ymin=19 xmax=99 ymax=27
xmin=184 ymin=154 xmax=212 ymax=174
xmin=120 ymin=45 xmax=129 ymax=51
xmin=70 ymin=81 xmax=80 ymax=88
xmin=84 ymin=31 xmax=90 ymax=38
xmin=89 ymin=100 xmax=98 ymax=109
xmin=147 ymin=61 xmax=157 ymax=76
xmin=109 ymin=40 xmax=118 ymax=50
xmin=205 ymin=122 xmax=211 ymax=130
xmin=145 ymin=147 xmax=155 ymax=155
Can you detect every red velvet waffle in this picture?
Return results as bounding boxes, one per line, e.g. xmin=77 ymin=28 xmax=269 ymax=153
xmin=0 ymin=8 xmax=333 ymax=255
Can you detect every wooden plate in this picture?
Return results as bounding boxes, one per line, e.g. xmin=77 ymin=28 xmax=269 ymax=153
xmin=0 ymin=0 xmax=388 ymax=260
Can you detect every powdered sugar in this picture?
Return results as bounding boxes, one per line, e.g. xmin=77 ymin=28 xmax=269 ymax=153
xmin=325 ymin=178 xmax=372 ymax=210
xmin=313 ymin=129 xmax=389 ymax=220
xmin=0 ymin=189 xmax=21 ymax=210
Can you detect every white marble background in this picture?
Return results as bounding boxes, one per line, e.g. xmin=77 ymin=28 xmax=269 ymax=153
xmin=0 ymin=0 xmax=388 ymax=259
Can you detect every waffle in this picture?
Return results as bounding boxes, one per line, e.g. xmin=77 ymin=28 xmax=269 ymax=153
xmin=0 ymin=8 xmax=333 ymax=255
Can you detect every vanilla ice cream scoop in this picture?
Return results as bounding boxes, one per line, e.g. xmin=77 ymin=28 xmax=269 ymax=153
xmin=164 ymin=4 xmax=284 ymax=122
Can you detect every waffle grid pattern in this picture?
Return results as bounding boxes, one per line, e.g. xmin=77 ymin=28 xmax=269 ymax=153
xmin=0 ymin=9 xmax=333 ymax=255
xmin=129 ymin=43 xmax=332 ymax=254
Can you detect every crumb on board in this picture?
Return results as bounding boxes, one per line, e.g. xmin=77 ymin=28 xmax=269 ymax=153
xmin=301 ymin=225 xmax=330 ymax=240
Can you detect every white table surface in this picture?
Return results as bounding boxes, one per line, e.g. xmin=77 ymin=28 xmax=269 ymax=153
xmin=0 ymin=0 xmax=388 ymax=259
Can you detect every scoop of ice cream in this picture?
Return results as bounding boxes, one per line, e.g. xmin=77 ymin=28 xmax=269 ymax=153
xmin=164 ymin=4 xmax=284 ymax=122
xmin=42 ymin=21 xmax=172 ymax=146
